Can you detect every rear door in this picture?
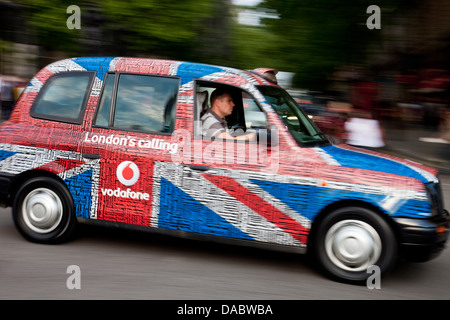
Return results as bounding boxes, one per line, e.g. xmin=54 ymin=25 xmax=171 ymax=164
xmin=81 ymin=72 xmax=180 ymax=227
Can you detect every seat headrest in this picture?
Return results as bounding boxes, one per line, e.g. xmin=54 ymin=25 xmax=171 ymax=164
xmin=197 ymin=91 xmax=209 ymax=113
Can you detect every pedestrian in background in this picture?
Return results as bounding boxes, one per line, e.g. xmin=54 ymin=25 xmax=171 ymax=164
xmin=439 ymin=107 xmax=450 ymax=142
xmin=419 ymin=98 xmax=450 ymax=144
xmin=345 ymin=109 xmax=385 ymax=149
xmin=0 ymin=80 xmax=14 ymax=121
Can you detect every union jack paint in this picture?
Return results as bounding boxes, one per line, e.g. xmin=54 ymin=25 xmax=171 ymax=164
xmin=0 ymin=57 xmax=447 ymax=281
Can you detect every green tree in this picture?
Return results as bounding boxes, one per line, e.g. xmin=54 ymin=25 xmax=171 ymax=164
xmin=101 ymin=0 xmax=214 ymax=59
xmin=18 ymin=0 xmax=83 ymax=54
xmin=17 ymin=0 xmax=216 ymax=61
xmin=259 ymin=0 xmax=402 ymax=89
xmin=230 ymin=23 xmax=280 ymax=70
xmin=15 ymin=0 xmax=286 ymax=71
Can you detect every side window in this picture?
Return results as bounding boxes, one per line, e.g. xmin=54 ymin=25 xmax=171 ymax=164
xmin=242 ymin=92 xmax=267 ymax=128
xmin=195 ymin=81 xmax=267 ymax=139
xmin=112 ymin=74 xmax=179 ymax=133
xmin=31 ymin=72 xmax=94 ymax=123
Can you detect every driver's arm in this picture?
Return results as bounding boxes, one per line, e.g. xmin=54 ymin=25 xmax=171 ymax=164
xmin=216 ymin=130 xmax=256 ymax=141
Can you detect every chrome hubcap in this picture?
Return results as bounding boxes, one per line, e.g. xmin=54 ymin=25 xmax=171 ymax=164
xmin=325 ymin=219 xmax=382 ymax=272
xmin=22 ymin=188 xmax=63 ymax=234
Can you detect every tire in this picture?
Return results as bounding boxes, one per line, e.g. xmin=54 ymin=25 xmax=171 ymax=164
xmin=12 ymin=176 xmax=77 ymax=244
xmin=312 ymin=206 xmax=397 ymax=284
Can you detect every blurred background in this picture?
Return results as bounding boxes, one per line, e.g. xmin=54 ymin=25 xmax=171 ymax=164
xmin=0 ymin=1 xmax=449 ymax=300
xmin=0 ymin=0 xmax=449 ymax=168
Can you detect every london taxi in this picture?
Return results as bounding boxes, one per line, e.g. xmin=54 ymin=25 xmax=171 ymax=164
xmin=0 ymin=57 xmax=448 ymax=283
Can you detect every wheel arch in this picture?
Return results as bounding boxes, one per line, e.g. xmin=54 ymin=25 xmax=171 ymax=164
xmin=8 ymin=169 xmax=71 ymax=207
xmin=307 ymin=199 xmax=401 ymax=251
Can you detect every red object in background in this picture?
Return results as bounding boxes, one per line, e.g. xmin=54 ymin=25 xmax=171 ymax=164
xmin=351 ymin=81 xmax=378 ymax=112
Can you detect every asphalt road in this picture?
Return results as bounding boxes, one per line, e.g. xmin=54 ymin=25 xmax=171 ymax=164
xmin=0 ymin=175 xmax=449 ymax=301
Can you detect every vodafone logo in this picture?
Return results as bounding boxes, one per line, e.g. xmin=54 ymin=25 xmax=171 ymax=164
xmin=101 ymin=161 xmax=149 ymax=201
xmin=116 ymin=161 xmax=139 ymax=186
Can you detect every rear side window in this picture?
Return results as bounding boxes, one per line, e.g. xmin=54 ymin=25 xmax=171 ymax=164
xmin=94 ymin=73 xmax=179 ymax=134
xmin=31 ymin=72 xmax=94 ymax=124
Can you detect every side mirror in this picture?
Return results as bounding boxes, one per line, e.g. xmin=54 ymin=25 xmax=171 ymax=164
xmin=326 ymin=134 xmax=337 ymax=145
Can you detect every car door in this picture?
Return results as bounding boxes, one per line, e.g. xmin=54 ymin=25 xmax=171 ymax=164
xmin=81 ymin=72 xmax=180 ymax=227
xmin=152 ymin=81 xmax=309 ymax=247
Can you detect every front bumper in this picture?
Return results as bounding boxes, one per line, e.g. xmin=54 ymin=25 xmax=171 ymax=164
xmin=394 ymin=211 xmax=449 ymax=262
xmin=0 ymin=173 xmax=14 ymax=207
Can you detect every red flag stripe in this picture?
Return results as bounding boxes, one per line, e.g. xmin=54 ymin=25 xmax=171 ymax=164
xmin=36 ymin=158 xmax=85 ymax=175
xmin=202 ymin=174 xmax=308 ymax=244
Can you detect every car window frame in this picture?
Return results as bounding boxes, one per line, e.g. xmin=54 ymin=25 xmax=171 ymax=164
xmin=93 ymin=72 xmax=180 ymax=136
xmin=30 ymin=71 xmax=95 ymax=125
xmin=93 ymin=72 xmax=118 ymax=128
xmin=256 ymin=85 xmax=330 ymax=147
xmin=194 ymin=80 xmax=267 ymax=142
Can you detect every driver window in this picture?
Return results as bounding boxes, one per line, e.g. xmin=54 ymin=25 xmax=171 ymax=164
xmin=195 ymin=82 xmax=267 ymax=142
xmin=242 ymin=92 xmax=267 ymax=129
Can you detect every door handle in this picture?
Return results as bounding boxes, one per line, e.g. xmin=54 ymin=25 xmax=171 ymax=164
xmin=82 ymin=153 xmax=100 ymax=159
xmin=188 ymin=165 xmax=211 ymax=172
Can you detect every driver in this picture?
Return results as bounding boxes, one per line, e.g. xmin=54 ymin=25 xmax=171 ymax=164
xmin=201 ymin=89 xmax=256 ymax=141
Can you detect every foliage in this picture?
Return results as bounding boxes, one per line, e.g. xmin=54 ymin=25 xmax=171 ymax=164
xmin=18 ymin=0 xmax=83 ymax=54
xmin=229 ymin=24 xmax=280 ymax=71
xmin=101 ymin=0 xmax=214 ymax=59
xmin=258 ymin=0 xmax=403 ymax=89
xmin=17 ymin=0 xmax=214 ymax=59
xmin=11 ymin=0 xmax=407 ymax=90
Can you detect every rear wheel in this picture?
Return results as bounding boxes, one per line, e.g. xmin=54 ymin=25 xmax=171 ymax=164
xmin=312 ymin=206 xmax=397 ymax=283
xmin=12 ymin=176 xmax=77 ymax=244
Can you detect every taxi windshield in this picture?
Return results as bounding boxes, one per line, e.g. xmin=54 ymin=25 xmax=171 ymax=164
xmin=257 ymin=86 xmax=329 ymax=146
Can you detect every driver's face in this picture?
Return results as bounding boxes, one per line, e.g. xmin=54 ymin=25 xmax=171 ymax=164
xmin=216 ymin=93 xmax=235 ymax=117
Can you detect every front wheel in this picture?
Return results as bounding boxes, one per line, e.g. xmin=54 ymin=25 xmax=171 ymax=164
xmin=12 ymin=176 xmax=77 ymax=244
xmin=312 ymin=206 xmax=398 ymax=283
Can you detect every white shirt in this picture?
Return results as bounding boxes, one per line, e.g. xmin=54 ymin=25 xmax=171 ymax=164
xmin=345 ymin=117 xmax=384 ymax=148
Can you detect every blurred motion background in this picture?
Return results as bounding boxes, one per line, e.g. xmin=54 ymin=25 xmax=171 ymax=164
xmin=0 ymin=0 xmax=449 ymax=169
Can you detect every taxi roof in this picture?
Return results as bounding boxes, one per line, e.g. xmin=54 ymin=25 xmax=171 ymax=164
xmin=47 ymin=57 xmax=277 ymax=88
